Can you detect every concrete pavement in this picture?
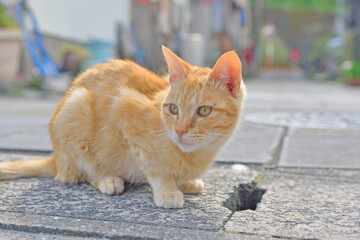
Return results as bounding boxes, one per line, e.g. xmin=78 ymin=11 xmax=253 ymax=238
xmin=0 ymin=69 xmax=359 ymax=239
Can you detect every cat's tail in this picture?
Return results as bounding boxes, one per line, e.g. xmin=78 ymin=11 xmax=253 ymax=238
xmin=0 ymin=157 xmax=56 ymax=180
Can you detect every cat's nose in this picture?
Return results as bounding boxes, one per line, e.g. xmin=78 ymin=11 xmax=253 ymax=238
xmin=175 ymin=129 xmax=185 ymax=138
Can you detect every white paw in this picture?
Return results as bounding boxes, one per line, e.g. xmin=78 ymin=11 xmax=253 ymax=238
xmin=98 ymin=177 xmax=124 ymax=195
xmin=179 ymin=179 xmax=204 ymax=193
xmin=154 ymin=191 xmax=184 ymax=209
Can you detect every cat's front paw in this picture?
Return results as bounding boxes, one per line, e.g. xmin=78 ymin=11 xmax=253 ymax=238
xmin=98 ymin=177 xmax=124 ymax=195
xmin=154 ymin=191 xmax=184 ymax=208
xmin=179 ymin=179 xmax=204 ymax=193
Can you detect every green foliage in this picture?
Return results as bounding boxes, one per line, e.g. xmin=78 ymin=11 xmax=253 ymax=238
xmin=274 ymin=37 xmax=289 ymax=66
xmin=262 ymin=0 xmax=339 ymax=13
xmin=307 ymin=36 xmax=331 ymax=62
xmin=56 ymin=44 xmax=89 ymax=61
xmin=0 ymin=1 xmax=17 ymax=28
xmin=260 ymin=36 xmax=289 ymax=67
xmin=347 ymin=61 xmax=360 ymax=79
xmin=306 ymin=35 xmax=339 ymax=79
xmin=342 ymin=61 xmax=360 ymax=85
xmin=30 ymin=74 xmax=42 ymax=91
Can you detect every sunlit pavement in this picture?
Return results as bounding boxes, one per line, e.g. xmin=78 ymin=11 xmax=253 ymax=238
xmin=0 ymin=70 xmax=359 ymax=239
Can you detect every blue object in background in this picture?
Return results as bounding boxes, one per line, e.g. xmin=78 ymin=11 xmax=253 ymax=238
xmin=84 ymin=40 xmax=114 ymax=66
xmin=239 ymin=7 xmax=246 ymax=26
xmin=15 ymin=1 xmax=60 ymax=77
xmin=130 ymin=23 xmax=145 ymax=66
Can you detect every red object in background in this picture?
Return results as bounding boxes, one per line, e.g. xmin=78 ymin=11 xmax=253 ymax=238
xmin=136 ymin=0 xmax=150 ymax=4
xmin=348 ymin=79 xmax=360 ymax=86
xmin=243 ymin=44 xmax=255 ymax=69
xmin=290 ymin=48 xmax=300 ymax=63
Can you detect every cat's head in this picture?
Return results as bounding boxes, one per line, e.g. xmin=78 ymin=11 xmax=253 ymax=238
xmin=162 ymin=46 xmax=246 ymax=153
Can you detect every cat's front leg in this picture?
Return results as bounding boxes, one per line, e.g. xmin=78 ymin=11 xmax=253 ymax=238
xmin=146 ymin=172 xmax=184 ymax=208
xmin=89 ymin=176 xmax=125 ymax=196
xmin=178 ymin=179 xmax=204 ymax=194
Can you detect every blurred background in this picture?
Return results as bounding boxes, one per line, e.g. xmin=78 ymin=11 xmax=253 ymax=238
xmin=0 ymin=0 xmax=360 ymax=94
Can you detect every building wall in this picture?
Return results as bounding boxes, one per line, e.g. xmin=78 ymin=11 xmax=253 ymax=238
xmin=28 ymin=0 xmax=131 ymax=43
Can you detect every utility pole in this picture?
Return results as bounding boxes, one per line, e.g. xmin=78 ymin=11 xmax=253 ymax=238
xmin=253 ymin=0 xmax=264 ymax=70
xmin=334 ymin=0 xmax=346 ymax=39
xmin=349 ymin=0 xmax=360 ymax=60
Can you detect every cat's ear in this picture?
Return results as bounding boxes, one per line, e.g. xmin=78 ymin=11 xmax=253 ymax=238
xmin=162 ymin=46 xmax=190 ymax=86
xmin=209 ymin=51 xmax=242 ymax=97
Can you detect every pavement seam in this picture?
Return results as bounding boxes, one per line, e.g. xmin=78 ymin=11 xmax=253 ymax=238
xmin=0 ymin=149 xmax=53 ymax=155
xmin=264 ymin=126 xmax=289 ymax=169
xmin=220 ymin=210 xmax=235 ymax=232
xmin=0 ymin=210 xmax=221 ymax=233
xmin=217 ymin=126 xmax=287 ymax=233
xmin=0 ymin=211 xmax=254 ymax=240
xmin=226 ymin=230 xmax=320 ymax=240
xmin=0 ymin=222 xmax=156 ymax=240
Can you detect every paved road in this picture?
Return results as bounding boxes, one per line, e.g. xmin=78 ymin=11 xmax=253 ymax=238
xmin=0 ymin=69 xmax=359 ymax=239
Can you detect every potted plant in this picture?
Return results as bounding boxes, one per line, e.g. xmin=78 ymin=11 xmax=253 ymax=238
xmin=344 ymin=61 xmax=360 ymax=86
xmin=0 ymin=1 xmax=21 ymax=80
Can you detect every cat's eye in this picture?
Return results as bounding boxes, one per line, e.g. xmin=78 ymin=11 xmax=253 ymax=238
xmin=198 ymin=106 xmax=212 ymax=117
xmin=169 ymin=104 xmax=179 ymax=115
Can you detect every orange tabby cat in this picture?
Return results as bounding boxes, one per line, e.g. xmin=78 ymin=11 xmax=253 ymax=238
xmin=0 ymin=46 xmax=245 ymax=208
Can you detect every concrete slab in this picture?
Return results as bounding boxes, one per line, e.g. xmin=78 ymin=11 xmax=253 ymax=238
xmin=0 ymin=115 xmax=49 ymax=136
xmin=216 ymin=122 xmax=284 ymax=164
xmin=0 ymin=96 xmax=59 ymax=115
xmin=0 ymin=125 xmax=51 ymax=151
xmin=245 ymin=111 xmax=360 ymax=129
xmin=272 ymin=167 xmax=360 ymax=182
xmin=0 ymin=96 xmax=55 ymax=151
xmin=225 ymin=172 xmax=360 ymax=240
xmin=244 ymin=75 xmax=360 ymax=112
xmin=0 ymin=229 xmax=94 ymax=240
xmin=0 ymin=153 xmax=259 ymax=234
xmin=0 ymin=212 xmax=276 ymax=240
xmin=287 ymin=127 xmax=360 ymax=137
xmin=279 ymin=128 xmax=360 ymax=169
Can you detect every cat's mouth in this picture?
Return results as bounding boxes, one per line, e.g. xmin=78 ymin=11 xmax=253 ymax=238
xmin=178 ymin=137 xmax=190 ymax=144
xmin=177 ymin=141 xmax=198 ymax=152
xmin=167 ymin=130 xmax=206 ymax=152
xmin=175 ymin=136 xmax=204 ymax=153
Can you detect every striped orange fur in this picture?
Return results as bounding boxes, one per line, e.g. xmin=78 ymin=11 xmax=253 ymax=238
xmin=0 ymin=46 xmax=246 ymax=208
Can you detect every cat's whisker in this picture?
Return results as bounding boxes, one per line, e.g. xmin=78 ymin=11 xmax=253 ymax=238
xmin=155 ymin=132 xmax=169 ymax=137
xmin=155 ymin=134 xmax=172 ymax=142
xmin=208 ymin=133 xmax=229 ymax=139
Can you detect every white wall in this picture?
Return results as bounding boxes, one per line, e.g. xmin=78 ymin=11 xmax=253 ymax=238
xmin=28 ymin=0 xmax=131 ymax=43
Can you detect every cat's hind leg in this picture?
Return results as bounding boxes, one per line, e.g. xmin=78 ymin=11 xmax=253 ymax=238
xmin=178 ymin=179 xmax=204 ymax=193
xmin=51 ymin=87 xmax=96 ymax=185
xmin=52 ymin=149 xmax=84 ymax=184
xmin=89 ymin=176 xmax=125 ymax=195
